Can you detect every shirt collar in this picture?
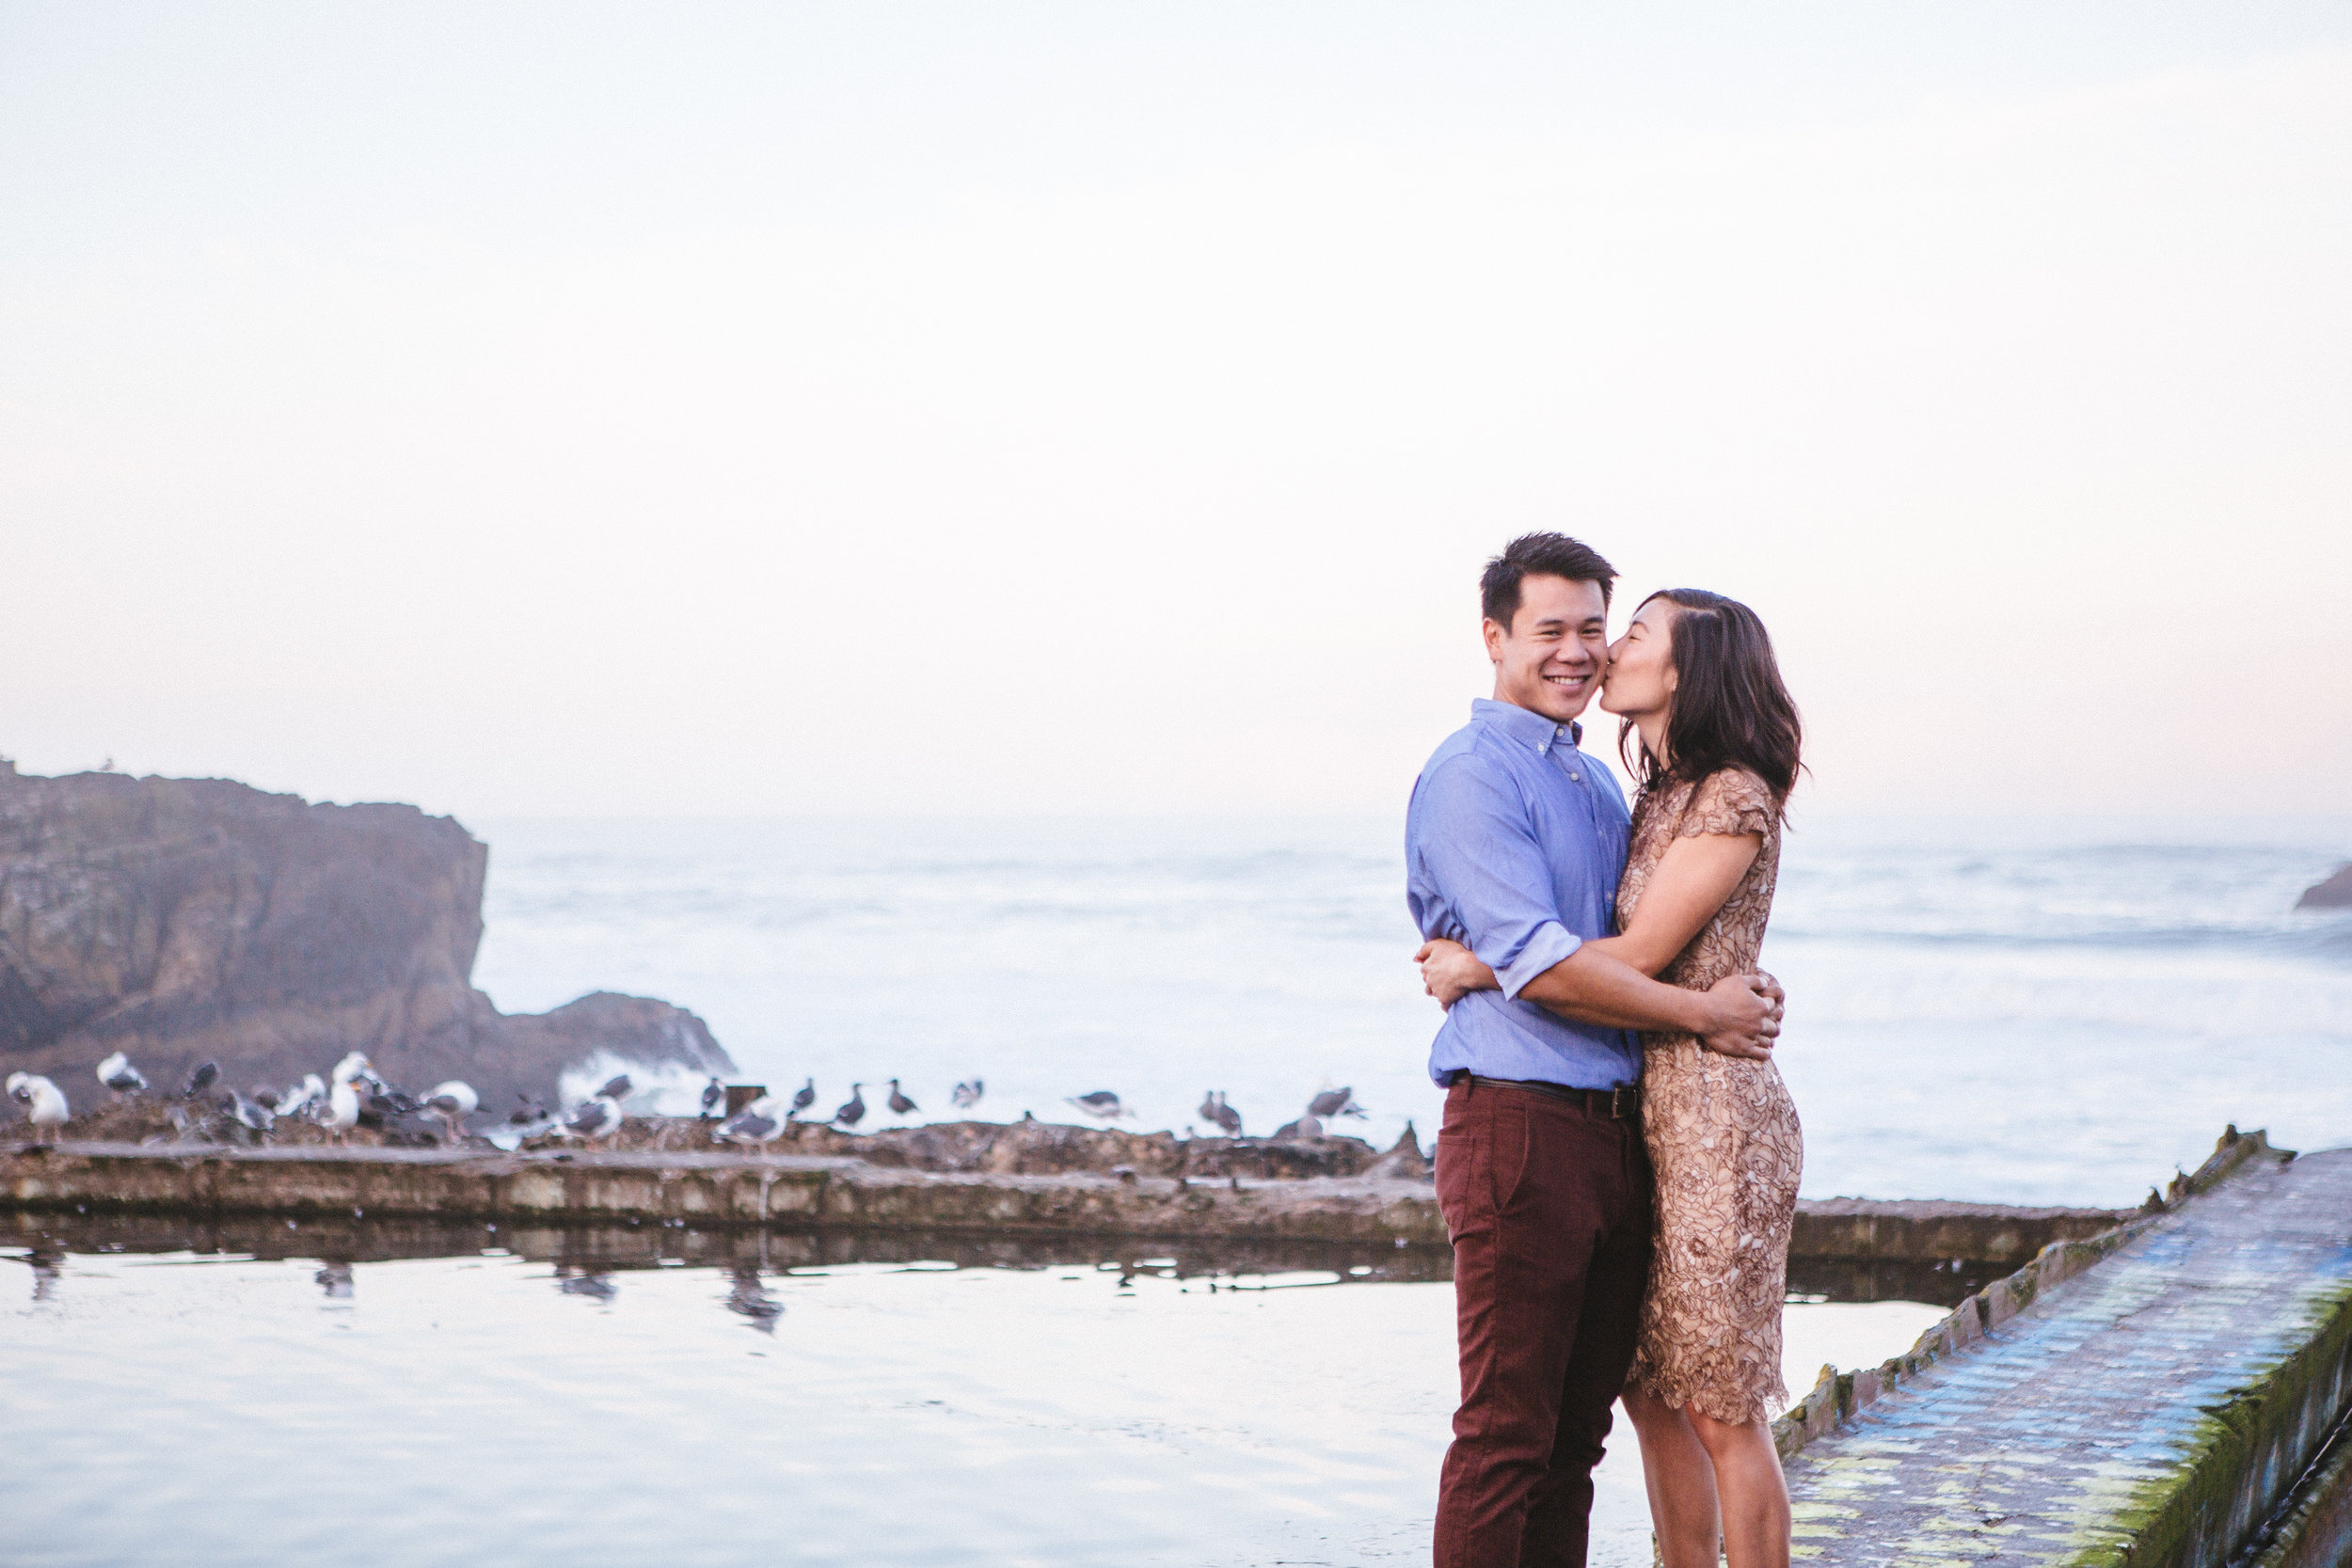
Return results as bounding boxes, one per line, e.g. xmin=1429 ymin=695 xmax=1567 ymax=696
xmin=1471 ymin=698 xmax=1581 ymax=755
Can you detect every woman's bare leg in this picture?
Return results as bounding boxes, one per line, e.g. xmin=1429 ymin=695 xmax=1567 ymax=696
xmin=1686 ymin=1409 xmax=1791 ymax=1568
xmin=1622 ymin=1386 xmax=1721 ymax=1568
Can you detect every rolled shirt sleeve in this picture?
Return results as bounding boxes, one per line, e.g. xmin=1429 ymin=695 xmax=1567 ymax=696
xmin=1412 ymin=758 xmax=1583 ymax=999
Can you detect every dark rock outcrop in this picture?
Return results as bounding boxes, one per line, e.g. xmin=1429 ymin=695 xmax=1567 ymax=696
xmin=0 ymin=762 xmax=731 ymax=1109
xmin=2296 ymin=863 xmax=2352 ymax=910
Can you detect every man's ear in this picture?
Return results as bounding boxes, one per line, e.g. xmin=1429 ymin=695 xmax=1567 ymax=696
xmin=1482 ymin=616 xmax=1507 ymax=664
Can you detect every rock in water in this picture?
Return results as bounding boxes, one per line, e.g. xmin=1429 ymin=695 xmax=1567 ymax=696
xmin=2296 ymin=863 xmax=2352 ymax=909
xmin=0 ymin=762 xmax=734 ymax=1110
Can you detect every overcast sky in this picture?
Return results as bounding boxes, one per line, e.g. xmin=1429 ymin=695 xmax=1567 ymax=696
xmin=4 ymin=3 xmax=2347 ymax=820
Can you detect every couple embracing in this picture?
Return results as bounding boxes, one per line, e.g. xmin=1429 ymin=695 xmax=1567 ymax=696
xmin=1406 ymin=532 xmax=1805 ymax=1568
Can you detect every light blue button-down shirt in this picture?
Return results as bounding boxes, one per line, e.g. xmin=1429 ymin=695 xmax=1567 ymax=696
xmin=1406 ymin=698 xmax=1641 ymax=1090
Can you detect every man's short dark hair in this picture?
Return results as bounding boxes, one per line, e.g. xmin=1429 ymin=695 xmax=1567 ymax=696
xmin=1480 ymin=532 xmax=1617 ymax=630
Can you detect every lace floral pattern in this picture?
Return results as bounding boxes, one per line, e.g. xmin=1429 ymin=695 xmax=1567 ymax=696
xmin=1619 ymin=767 xmax=1804 ymax=1426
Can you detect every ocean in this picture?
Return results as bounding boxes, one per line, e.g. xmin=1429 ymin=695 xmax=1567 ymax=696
xmin=472 ymin=813 xmax=2352 ymax=1210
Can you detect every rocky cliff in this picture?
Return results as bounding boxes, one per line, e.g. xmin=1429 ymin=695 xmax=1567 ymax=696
xmin=2296 ymin=863 xmax=2352 ymax=909
xmin=0 ymin=762 xmax=731 ymax=1108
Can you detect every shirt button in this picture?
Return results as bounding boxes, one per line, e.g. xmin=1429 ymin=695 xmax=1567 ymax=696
xmin=1569 ymin=772 xmax=1581 ymax=782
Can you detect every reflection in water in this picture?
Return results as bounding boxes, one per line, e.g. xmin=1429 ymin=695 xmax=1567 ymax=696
xmin=0 ymin=1212 xmax=1954 ymax=1568
xmin=724 ymin=1266 xmax=782 ymax=1334
xmin=11 ymin=1245 xmax=63 ymax=1302
xmin=0 ymin=1210 xmax=2001 ymax=1307
xmin=557 ymin=1267 xmax=617 ymax=1304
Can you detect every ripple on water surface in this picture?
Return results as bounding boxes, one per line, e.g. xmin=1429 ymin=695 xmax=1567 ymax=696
xmin=1 ymin=1230 xmax=1946 ymax=1567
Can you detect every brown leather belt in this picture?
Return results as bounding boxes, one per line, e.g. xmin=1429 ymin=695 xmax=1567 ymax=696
xmin=1458 ymin=1073 xmax=1642 ymax=1119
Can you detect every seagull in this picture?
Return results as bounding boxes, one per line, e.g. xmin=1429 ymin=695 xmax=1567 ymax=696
xmin=951 ymin=1079 xmax=984 ymax=1109
xmin=700 ymin=1077 xmax=725 ymax=1118
xmin=596 ymin=1073 xmax=633 ymax=1103
xmin=278 ymin=1074 xmax=326 ymax=1120
xmin=833 ymin=1084 xmax=866 ymax=1129
xmin=719 ymin=1096 xmax=785 ymax=1149
xmin=563 ymin=1095 xmax=624 ymax=1145
xmin=422 ymin=1081 xmax=479 ymax=1142
xmin=1307 ymin=1086 xmax=1365 ymax=1120
xmin=180 ymin=1060 xmax=220 ymax=1099
xmin=96 ymin=1053 xmax=147 ymax=1098
xmin=8 ymin=1073 xmax=71 ymax=1144
xmin=1067 ymin=1091 xmax=1132 ymax=1121
xmin=1274 ymin=1114 xmax=1325 ymax=1141
xmin=787 ymin=1078 xmax=816 ymax=1119
xmin=321 ymin=1062 xmax=369 ymax=1146
xmin=1201 ymin=1091 xmax=1243 ymax=1138
xmin=229 ymin=1092 xmax=275 ymax=1140
xmin=886 ymin=1079 xmax=918 ymax=1117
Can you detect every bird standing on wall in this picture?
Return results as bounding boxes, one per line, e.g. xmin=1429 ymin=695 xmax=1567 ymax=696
xmin=180 ymin=1061 xmax=219 ymax=1100
xmin=8 ymin=1073 xmax=71 ymax=1145
xmin=719 ymin=1096 xmax=784 ymax=1149
xmin=1067 ymin=1091 xmax=1132 ymax=1121
xmin=564 ymin=1095 xmax=624 ymax=1145
xmin=278 ymin=1074 xmax=325 ymax=1121
xmin=321 ymin=1058 xmax=370 ymax=1146
xmin=229 ymin=1092 xmax=275 ymax=1141
xmin=833 ymin=1084 xmax=866 ymax=1129
xmin=96 ymin=1053 xmax=147 ymax=1099
xmin=886 ymin=1080 xmax=918 ymax=1117
xmin=1307 ymin=1086 xmax=1366 ymax=1121
xmin=422 ymin=1081 xmax=478 ymax=1142
xmin=1274 ymin=1114 xmax=1324 ymax=1141
xmin=951 ymin=1079 xmax=983 ymax=1109
xmin=700 ymin=1077 xmax=725 ymax=1119
xmin=1201 ymin=1091 xmax=1243 ymax=1138
xmin=788 ymin=1079 xmax=816 ymax=1119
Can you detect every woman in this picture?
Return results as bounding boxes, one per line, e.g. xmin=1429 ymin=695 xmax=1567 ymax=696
xmin=1419 ymin=587 xmax=1804 ymax=1568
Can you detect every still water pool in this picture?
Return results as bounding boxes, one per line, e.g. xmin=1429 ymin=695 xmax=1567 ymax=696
xmin=2 ymin=1222 xmax=1944 ymax=1567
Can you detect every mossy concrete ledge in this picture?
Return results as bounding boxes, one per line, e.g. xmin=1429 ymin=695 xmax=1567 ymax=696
xmin=0 ymin=1139 xmax=2123 ymax=1260
xmin=1779 ymin=1130 xmax=2352 ymax=1567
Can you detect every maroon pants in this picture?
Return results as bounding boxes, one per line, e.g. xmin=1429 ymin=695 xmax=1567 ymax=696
xmin=1432 ymin=1077 xmax=1654 ymax=1568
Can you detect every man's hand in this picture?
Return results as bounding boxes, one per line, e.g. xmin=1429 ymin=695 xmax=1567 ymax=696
xmin=1414 ymin=939 xmax=1495 ymax=1009
xmin=1693 ymin=973 xmax=1781 ymax=1059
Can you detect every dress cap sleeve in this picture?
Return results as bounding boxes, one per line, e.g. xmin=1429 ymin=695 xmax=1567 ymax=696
xmin=1676 ymin=768 xmax=1776 ymax=840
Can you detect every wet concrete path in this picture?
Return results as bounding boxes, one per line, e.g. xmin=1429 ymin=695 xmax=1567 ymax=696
xmin=1784 ymin=1147 xmax=2352 ymax=1566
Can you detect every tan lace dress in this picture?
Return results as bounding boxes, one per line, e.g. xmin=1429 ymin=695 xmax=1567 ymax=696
xmin=1619 ymin=768 xmax=1804 ymax=1426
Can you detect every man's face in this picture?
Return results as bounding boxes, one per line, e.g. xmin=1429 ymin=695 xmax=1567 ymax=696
xmin=1484 ymin=574 xmax=1610 ymax=722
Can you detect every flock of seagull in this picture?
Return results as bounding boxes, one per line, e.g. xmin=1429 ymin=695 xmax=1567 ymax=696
xmin=8 ymin=1052 xmax=1370 ymax=1151
xmin=7 ymin=1052 xmax=482 ymax=1147
xmin=707 ymin=1079 xmax=1367 ymax=1148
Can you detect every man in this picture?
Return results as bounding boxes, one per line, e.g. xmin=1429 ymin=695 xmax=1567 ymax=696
xmin=1406 ymin=532 xmax=1782 ymax=1567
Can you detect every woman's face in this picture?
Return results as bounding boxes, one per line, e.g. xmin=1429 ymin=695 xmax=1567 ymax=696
xmin=1599 ymin=598 xmax=1678 ymax=718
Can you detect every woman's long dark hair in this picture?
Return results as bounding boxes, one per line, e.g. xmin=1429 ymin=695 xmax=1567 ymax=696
xmin=1617 ymin=589 xmax=1804 ymax=814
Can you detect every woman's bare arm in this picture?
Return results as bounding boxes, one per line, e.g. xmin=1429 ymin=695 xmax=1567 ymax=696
xmin=1590 ymin=830 xmax=1762 ymax=976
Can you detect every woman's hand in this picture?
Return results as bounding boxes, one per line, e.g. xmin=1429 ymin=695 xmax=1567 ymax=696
xmin=1415 ymin=938 xmax=1501 ymax=1008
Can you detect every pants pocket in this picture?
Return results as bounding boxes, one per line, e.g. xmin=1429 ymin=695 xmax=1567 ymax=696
xmin=1436 ymin=1123 xmax=1488 ymax=1241
xmin=1488 ymin=1105 xmax=1531 ymax=1214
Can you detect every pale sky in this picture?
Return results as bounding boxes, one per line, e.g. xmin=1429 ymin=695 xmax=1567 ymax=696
xmin=5 ymin=3 xmax=2348 ymax=820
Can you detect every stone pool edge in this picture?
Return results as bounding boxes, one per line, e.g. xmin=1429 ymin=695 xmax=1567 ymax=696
xmin=0 ymin=1139 xmax=2125 ymax=1264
